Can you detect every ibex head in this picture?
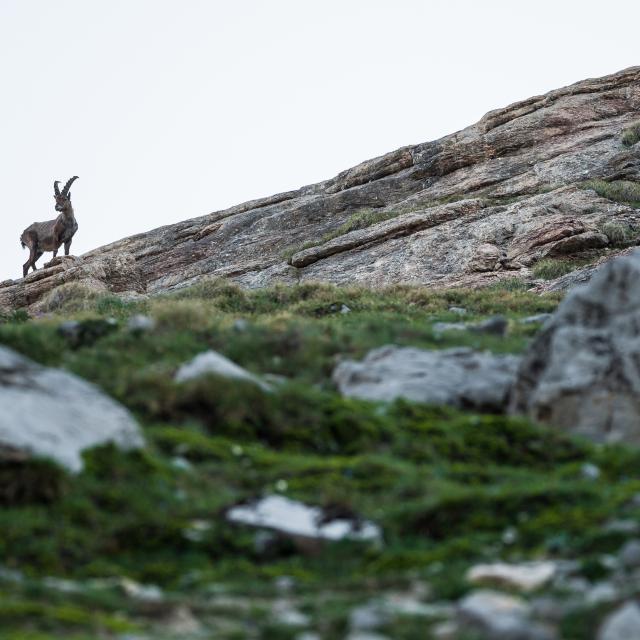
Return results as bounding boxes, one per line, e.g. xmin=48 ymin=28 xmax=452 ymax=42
xmin=54 ymin=176 xmax=79 ymax=212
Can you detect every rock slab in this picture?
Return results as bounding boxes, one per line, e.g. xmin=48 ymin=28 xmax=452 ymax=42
xmin=334 ymin=346 xmax=521 ymax=412
xmin=0 ymin=346 xmax=143 ymax=471
xmin=510 ymin=249 xmax=640 ymax=444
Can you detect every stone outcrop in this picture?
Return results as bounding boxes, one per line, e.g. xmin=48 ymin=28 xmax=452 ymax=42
xmin=0 ymin=346 xmax=144 ymax=471
xmin=4 ymin=67 xmax=640 ymax=309
xmin=333 ymin=346 xmax=520 ymax=413
xmin=510 ymin=250 xmax=640 ymax=443
xmin=175 ymin=350 xmax=272 ymax=391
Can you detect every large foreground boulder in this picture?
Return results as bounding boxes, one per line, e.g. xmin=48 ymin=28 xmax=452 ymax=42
xmin=333 ymin=346 xmax=520 ymax=412
xmin=510 ymin=250 xmax=640 ymax=443
xmin=0 ymin=346 xmax=144 ymax=472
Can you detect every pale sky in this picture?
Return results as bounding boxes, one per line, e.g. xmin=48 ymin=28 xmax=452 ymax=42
xmin=1 ymin=0 xmax=638 ymax=281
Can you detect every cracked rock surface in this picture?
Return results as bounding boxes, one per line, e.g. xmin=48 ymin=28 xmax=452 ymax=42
xmin=3 ymin=67 xmax=640 ymax=310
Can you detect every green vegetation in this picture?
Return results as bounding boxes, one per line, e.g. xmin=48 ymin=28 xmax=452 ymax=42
xmin=532 ymin=259 xmax=576 ymax=281
xmin=0 ymin=280 xmax=638 ymax=638
xmin=622 ymin=122 xmax=640 ymax=147
xmin=599 ymin=220 xmax=638 ymax=247
xmin=581 ymin=179 xmax=640 ymax=208
xmin=283 ymin=207 xmax=399 ymax=260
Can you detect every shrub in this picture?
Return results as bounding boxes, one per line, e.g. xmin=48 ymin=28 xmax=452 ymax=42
xmin=599 ymin=221 xmax=635 ymax=247
xmin=622 ymin=122 xmax=640 ymax=147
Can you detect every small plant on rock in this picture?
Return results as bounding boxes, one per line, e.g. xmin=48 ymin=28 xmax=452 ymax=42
xmin=599 ymin=221 xmax=635 ymax=247
xmin=622 ymin=122 xmax=640 ymax=147
xmin=533 ymin=259 xmax=579 ymax=280
xmin=582 ymin=179 xmax=640 ymax=208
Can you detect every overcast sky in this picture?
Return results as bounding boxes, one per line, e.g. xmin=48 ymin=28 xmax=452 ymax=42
xmin=1 ymin=0 xmax=638 ymax=281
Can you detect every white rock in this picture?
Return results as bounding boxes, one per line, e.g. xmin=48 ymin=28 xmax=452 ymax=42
xmin=581 ymin=463 xmax=601 ymax=480
xmin=518 ymin=313 xmax=552 ymax=325
xmin=350 ymin=602 xmax=386 ymax=630
xmin=467 ymin=561 xmax=557 ymax=592
xmin=457 ymin=590 xmax=553 ymax=639
xmin=598 ymin=602 xmax=640 ymax=640
xmin=127 ymin=314 xmax=156 ymax=333
xmin=0 ymin=346 xmax=143 ymax=472
xmin=42 ymin=577 xmax=82 ymax=593
xmin=175 ymin=350 xmax=270 ymax=391
xmin=333 ymin=346 xmax=520 ymax=412
xmin=273 ymin=600 xmax=311 ymax=627
xmin=120 ymin=578 xmax=163 ymax=602
xmin=432 ymin=322 xmax=467 ymax=333
xmin=226 ymin=495 xmax=381 ymax=543
xmin=448 ymin=306 xmax=468 ymax=316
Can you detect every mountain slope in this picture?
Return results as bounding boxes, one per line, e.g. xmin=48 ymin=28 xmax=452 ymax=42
xmin=2 ymin=66 xmax=640 ymax=310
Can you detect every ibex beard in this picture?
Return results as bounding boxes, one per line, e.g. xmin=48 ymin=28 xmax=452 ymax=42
xmin=20 ymin=176 xmax=79 ymax=278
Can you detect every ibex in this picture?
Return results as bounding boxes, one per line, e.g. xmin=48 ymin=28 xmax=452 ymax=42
xmin=20 ymin=176 xmax=79 ymax=278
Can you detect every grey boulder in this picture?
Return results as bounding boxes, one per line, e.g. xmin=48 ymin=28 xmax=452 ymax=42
xmin=0 ymin=346 xmax=143 ymax=472
xmin=598 ymin=602 xmax=640 ymax=640
xmin=510 ymin=250 xmax=640 ymax=444
xmin=457 ymin=590 xmax=554 ymax=640
xmin=333 ymin=346 xmax=520 ymax=412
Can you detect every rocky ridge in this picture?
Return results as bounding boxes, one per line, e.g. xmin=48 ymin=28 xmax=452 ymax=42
xmin=3 ymin=66 xmax=640 ymax=310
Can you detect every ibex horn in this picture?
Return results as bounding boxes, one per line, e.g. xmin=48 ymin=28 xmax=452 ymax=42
xmin=54 ymin=180 xmax=61 ymax=196
xmin=61 ymin=176 xmax=79 ymax=197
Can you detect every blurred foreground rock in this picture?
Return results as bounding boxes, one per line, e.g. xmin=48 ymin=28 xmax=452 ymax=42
xmin=334 ymin=346 xmax=520 ymax=412
xmin=0 ymin=346 xmax=143 ymax=471
xmin=510 ymin=250 xmax=640 ymax=444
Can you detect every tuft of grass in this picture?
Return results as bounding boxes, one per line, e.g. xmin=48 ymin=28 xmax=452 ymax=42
xmin=533 ymin=259 xmax=580 ymax=280
xmin=324 ymin=207 xmax=397 ymax=240
xmin=284 ymin=208 xmax=396 ymax=259
xmin=581 ymin=179 xmax=640 ymax=208
xmin=0 ymin=309 xmax=30 ymax=324
xmin=36 ymin=283 xmax=105 ymax=314
xmin=485 ymin=278 xmax=531 ymax=292
xmin=599 ymin=221 xmax=638 ymax=247
xmin=622 ymin=122 xmax=640 ymax=147
xmin=147 ymin=298 xmax=212 ymax=332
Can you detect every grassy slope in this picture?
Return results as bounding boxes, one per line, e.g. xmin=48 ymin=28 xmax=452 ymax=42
xmin=1 ymin=281 xmax=639 ymax=639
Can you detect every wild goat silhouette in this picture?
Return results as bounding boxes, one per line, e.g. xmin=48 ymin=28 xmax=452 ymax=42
xmin=20 ymin=176 xmax=79 ymax=278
